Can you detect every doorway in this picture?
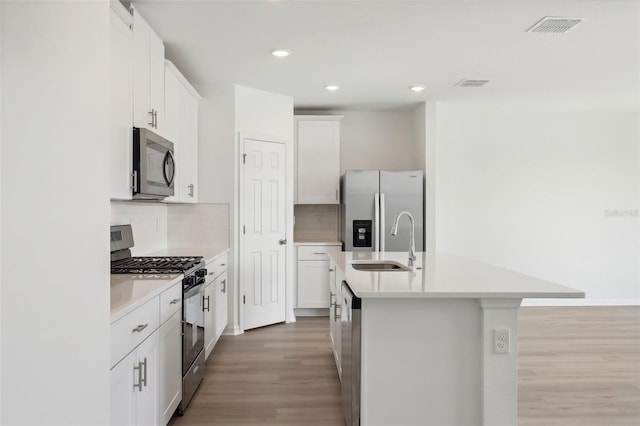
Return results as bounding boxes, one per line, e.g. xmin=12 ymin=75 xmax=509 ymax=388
xmin=239 ymin=134 xmax=288 ymax=330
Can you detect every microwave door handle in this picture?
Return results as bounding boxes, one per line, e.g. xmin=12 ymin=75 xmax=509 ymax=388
xmin=163 ymin=150 xmax=175 ymax=186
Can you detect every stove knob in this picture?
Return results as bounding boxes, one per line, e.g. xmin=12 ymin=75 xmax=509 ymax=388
xmin=195 ymin=269 xmax=207 ymax=278
xmin=184 ymin=276 xmax=196 ymax=287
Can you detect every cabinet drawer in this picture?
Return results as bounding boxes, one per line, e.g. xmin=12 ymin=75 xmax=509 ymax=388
xmin=111 ymin=296 xmax=160 ymax=367
xmin=297 ymin=245 xmax=340 ymax=261
xmin=206 ymin=252 xmax=229 ymax=284
xmin=159 ymin=282 xmax=182 ymax=325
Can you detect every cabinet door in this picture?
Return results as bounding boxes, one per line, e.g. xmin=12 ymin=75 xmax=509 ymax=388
xmin=162 ymin=67 xmax=182 ymax=203
xmin=181 ymin=90 xmax=199 ymax=203
xmin=297 ymin=260 xmax=330 ymax=308
xmin=110 ymin=8 xmax=133 ymax=200
xmin=214 ymin=271 xmax=228 ymax=343
xmin=204 ymin=282 xmax=215 ymax=359
xmin=111 ymin=351 xmax=136 ymax=426
xmin=148 ymin=26 xmax=165 ymax=135
xmin=132 ymin=8 xmax=165 ymax=136
xmin=132 ymin=9 xmax=151 ymax=130
xmin=159 ymin=312 xmax=182 ymax=425
xmin=296 ymin=119 xmax=341 ymax=204
xmin=136 ymin=332 xmax=160 ymax=426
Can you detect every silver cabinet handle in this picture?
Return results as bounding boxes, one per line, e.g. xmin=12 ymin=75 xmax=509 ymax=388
xmin=170 ymin=298 xmax=181 ymax=305
xmin=220 ymin=263 xmax=226 ymax=267
xmin=132 ymin=324 xmax=148 ymax=333
xmin=279 ymin=239 xmax=287 ymax=245
xmin=329 ymin=268 xmax=334 ymax=272
xmin=148 ymin=109 xmax=155 ymax=128
xmin=142 ymin=358 xmax=148 ymax=387
xmin=203 ymin=295 xmax=211 ymax=312
xmin=314 ymin=252 xmax=326 ymax=255
xmin=131 ymin=170 xmax=138 ymax=192
xmin=221 ymin=279 xmax=226 ymax=294
xmin=153 ymin=110 xmax=158 ymax=128
xmin=330 ymin=292 xmax=335 ymax=308
xmin=133 ymin=361 xmax=143 ymax=391
xmin=334 ymin=306 xmax=341 ymax=322
xmin=188 ymin=184 xmax=194 ymax=197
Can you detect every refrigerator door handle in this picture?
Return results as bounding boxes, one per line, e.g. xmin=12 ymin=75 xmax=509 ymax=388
xmin=380 ymin=193 xmax=386 ymax=252
xmin=374 ymin=192 xmax=380 ymax=252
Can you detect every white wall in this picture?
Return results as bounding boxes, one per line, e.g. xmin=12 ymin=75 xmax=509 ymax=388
xmin=436 ymin=103 xmax=639 ymax=305
xmin=198 ymin=85 xmax=235 ymax=204
xmin=234 ymin=85 xmax=295 ymax=330
xmin=1 ymin=2 xmax=111 ymax=424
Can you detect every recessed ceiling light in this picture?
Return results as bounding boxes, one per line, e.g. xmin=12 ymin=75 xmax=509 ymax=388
xmin=409 ymin=85 xmax=425 ymax=92
xmin=325 ymin=85 xmax=340 ymax=92
xmin=271 ymin=49 xmax=291 ymax=58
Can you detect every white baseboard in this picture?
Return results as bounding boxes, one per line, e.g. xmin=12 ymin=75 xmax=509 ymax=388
xmin=223 ymin=324 xmax=243 ymax=335
xmin=521 ymin=298 xmax=640 ymax=307
xmin=294 ymin=308 xmax=329 ymax=317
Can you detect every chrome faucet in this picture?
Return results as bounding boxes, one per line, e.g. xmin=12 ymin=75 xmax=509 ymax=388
xmin=390 ymin=211 xmax=416 ymax=267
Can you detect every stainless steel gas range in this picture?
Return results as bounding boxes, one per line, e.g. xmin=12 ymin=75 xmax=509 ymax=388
xmin=110 ymin=224 xmax=206 ymax=416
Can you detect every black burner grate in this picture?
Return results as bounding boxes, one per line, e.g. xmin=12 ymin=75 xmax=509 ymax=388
xmin=111 ymin=256 xmax=203 ymax=274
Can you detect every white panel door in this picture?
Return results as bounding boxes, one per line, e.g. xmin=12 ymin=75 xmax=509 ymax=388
xmin=242 ymin=138 xmax=286 ymax=330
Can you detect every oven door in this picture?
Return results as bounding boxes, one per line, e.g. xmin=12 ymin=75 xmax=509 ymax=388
xmin=182 ymin=280 xmax=205 ymax=375
xmin=133 ymin=127 xmax=175 ymax=199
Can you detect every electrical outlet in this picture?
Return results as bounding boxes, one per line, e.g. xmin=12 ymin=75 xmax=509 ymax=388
xmin=493 ymin=328 xmax=510 ymax=354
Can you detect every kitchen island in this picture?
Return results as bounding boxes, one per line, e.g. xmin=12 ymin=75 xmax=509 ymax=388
xmin=329 ymin=251 xmax=584 ymax=426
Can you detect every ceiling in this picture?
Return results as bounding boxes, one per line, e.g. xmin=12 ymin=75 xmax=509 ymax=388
xmin=131 ymin=0 xmax=639 ymax=111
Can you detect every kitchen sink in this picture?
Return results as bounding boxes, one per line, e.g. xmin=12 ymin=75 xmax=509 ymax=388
xmin=350 ymin=260 xmax=411 ymax=272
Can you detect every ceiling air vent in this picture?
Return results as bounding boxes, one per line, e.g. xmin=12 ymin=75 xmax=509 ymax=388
xmin=455 ymin=79 xmax=490 ymax=88
xmin=526 ymin=17 xmax=582 ymax=33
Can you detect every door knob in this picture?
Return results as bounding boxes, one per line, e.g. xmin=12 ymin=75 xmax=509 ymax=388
xmin=279 ymin=239 xmax=287 ymax=245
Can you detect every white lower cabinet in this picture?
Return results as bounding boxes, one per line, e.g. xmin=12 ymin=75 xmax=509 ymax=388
xmin=204 ymin=279 xmax=215 ymax=357
xmin=328 ymin=258 xmax=342 ymax=379
xmin=204 ymin=251 xmax=229 ymax=359
xmin=159 ymin=311 xmax=182 ymax=425
xmin=111 ymin=280 xmax=182 ymax=426
xmin=214 ymin=271 xmax=228 ymax=343
xmin=296 ymin=244 xmax=342 ymax=309
xmin=111 ymin=331 xmax=160 ymax=426
xmin=298 ymin=260 xmax=330 ymax=308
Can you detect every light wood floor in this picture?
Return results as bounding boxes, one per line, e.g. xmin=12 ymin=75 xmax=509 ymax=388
xmin=171 ymin=307 xmax=640 ymax=426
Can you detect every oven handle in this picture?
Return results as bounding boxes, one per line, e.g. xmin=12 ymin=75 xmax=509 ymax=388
xmin=183 ymin=282 xmax=204 ymax=299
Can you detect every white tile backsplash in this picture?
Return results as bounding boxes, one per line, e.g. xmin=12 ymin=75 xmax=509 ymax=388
xmin=167 ymin=203 xmax=229 ymax=248
xmin=110 ymin=201 xmax=230 ymax=254
xmin=110 ymin=201 xmax=168 ymax=255
xmin=294 ymin=204 xmax=340 ymax=241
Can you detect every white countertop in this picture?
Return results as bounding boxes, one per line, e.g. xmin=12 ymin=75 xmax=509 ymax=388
xmin=331 ymin=251 xmax=585 ymax=300
xmin=294 ymin=240 xmax=342 ymax=246
xmin=111 ymin=245 xmax=230 ymax=322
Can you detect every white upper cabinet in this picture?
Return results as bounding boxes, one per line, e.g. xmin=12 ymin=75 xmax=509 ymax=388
xmin=295 ymin=116 xmax=342 ymax=204
xmin=110 ymin=3 xmax=133 ymax=200
xmin=163 ymin=61 xmax=200 ymax=203
xmin=132 ymin=6 xmax=165 ymax=136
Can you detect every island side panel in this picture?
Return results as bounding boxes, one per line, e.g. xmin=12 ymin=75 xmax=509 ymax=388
xmin=480 ymin=298 xmax=521 ymax=426
xmin=360 ymin=298 xmax=482 ymax=426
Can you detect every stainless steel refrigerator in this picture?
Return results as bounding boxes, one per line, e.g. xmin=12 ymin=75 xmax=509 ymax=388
xmin=341 ymin=170 xmax=423 ymax=252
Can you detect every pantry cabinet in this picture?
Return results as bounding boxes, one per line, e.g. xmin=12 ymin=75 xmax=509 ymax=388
xmin=163 ymin=61 xmax=200 ymax=203
xmin=295 ymin=116 xmax=342 ymax=204
xmin=110 ymin=3 xmax=133 ymax=200
xmin=132 ymin=6 xmax=165 ymax=137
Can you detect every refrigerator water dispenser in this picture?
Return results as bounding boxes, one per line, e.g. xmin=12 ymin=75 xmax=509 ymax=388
xmin=352 ymin=220 xmax=372 ymax=248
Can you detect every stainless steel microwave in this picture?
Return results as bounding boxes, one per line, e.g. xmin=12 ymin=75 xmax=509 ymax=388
xmin=133 ymin=127 xmax=175 ymax=200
